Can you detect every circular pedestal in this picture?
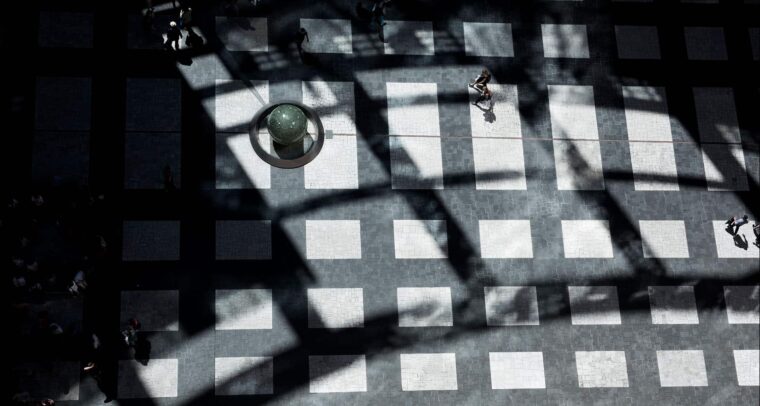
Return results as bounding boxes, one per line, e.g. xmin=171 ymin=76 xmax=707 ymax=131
xmin=248 ymin=101 xmax=325 ymax=169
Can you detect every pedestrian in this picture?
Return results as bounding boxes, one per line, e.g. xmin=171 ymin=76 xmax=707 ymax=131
xmin=753 ymin=223 xmax=759 ymax=247
xmin=469 ymin=68 xmax=493 ymax=107
xmin=371 ymin=0 xmax=389 ymax=29
xmin=83 ymin=333 xmax=101 ymax=373
xmin=469 ymin=68 xmax=491 ymax=93
xmin=179 ymin=7 xmax=192 ymax=29
xmin=166 ymin=21 xmax=182 ymax=51
xmin=296 ymin=27 xmax=309 ymax=57
xmin=249 ymin=0 xmax=260 ymax=6
xmin=474 ymin=85 xmax=493 ymax=108
xmin=142 ymin=7 xmax=155 ymax=32
xmin=68 ymin=270 xmax=87 ymax=297
xmin=725 ymin=214 xmax=749 ymax=235
xmin=121 ymin=318 xmax=141 ymax=348
xmin=163 ymin=165 xmax=177 ymax=191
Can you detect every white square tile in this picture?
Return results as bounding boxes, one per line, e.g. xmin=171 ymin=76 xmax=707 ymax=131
xmin=656 ymin=350 xmax=708 ymax=387
xmin=215 ymin=357 xmax=274 ymax=395
xmin=702 ymin=144 xmax=749 ymax=191
xmin=712 ymin=221 xmax=759 ymax=258
xmin=484 ymin=286 xmax=540 ymax=326
xmin=693 ymin=87 xmax=740 ymax=144
xmin=216 ymin=289 xmax=273 ymax=330
xmin=724 ymin=286 xmax=760 ymax=324
xmin=639 ymin=221 xmax=689 ymax=258
xmin=387 ymin=82 xmax=440 ymax=136
xmin=397 ymin=287 xmax=453 ymax=327
xmin=469 ymin=84 xmax=522 ymax=138
xmin=489 ymin=352 xmax=546 ymax=389
xmin=302 ymin=81 xmax=356 ymax=135
xmin=299 ymin=19 xmax=353 ymax=54
xmin=463 ymin=22 xmax=514 ymax=57
xmin=400 ymin=353 xmax=458 ymax=391
xmin=118 ymin=359 xmax=178 ymax=398
xmin=548 ymin=85 xmax=599 ymax=140
xmin=214 ymin=79 xmax=269 ymax=132
xmin=473 ymin=138 xmax=527 ymax=190
xmin=541 ymin=24 xmax=590 ymax=58
xmin=393 ymin=220 xmax=447 ymax=258
xmin=390 ymin=136 xmax=444 ymax=189
xmin=121 ymin=290 xmax=179 ymax=331
xmin=383 ymin=21 xmax=435 ymax=55
xmin=561 ymin=220 xmax=614 ymax=258
xmin=309 ymin=355 xmax=367 ymax=393
xmin=122 ymin=220 xmax=180 ymax=261
xmin=218 ymin=133 xmax=271 ymax=189
xmin=568 ymin=286 xmax=621 ymax=325
xmin=216 ymin=17 xmax=268 ymax=52
xmin=305 ymin=220 xmax=362 ymax=259
xmin=308 ymin=288 xmax=364 ymax=328
xmin=553 ymin=140 xmax=605 ymax=190
xmin=648 ymin=286 xmax=699 ymax=325
xmin=629 ymin=142 xmax=680 ymax=191
xmin=304 ymin=136 xmax=359 ymax=189
xmin=733 ymin=350 xmax=760 ymax=386
xmin=685 ymin=27 xmax=727 ymax=60
xmin=622 ymin=86 xmax=672 ymax=142
xmin=479 ymin=220 xmax=533 ymax=258
xmin=575 ymin=351 xmax=629 ymax=388
xmin=216 ymin=220 xmax=272 ymax=260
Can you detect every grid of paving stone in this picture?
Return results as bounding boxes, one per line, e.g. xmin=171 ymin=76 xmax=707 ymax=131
xmin=13 ymin=0 xmax=760 ymax=405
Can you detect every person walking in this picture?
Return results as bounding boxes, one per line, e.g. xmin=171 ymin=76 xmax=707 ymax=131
xmin=469 ymin=68 xmax=493 ymax=107
xmin=121 ymin=318 xmax=141 ymax=348
xmin=371 ymin=0 xmax=390 ymax=29
xmin=296 ymin=27 xmax=309 ymax=57
xmin=166 ymin=21 xmax=183 ymax=51
xmin=469 ymin=68 xmax=491 ymax=93
xmin=142 ymin=7 xmax=155 ymax=32
xmin=179 ymin=7 xmax=192 ymax=29
xmin=726 ymin=214 xmax=749 ymax=235
xmin=753 ymin=222 xmax=759 ymax=247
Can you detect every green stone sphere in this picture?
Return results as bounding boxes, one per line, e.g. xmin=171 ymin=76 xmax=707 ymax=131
xmin=267 ymin=104 xmax=308 ymax=145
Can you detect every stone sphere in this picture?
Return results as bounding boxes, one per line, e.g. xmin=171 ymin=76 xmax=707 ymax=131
xmin=266 ymin=104 xmax=308 ymax=145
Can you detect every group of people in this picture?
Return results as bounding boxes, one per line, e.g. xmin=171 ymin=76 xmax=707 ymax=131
xmin=6 ymin=187 xmax=110 ymax=404
xmin=725 ymin=214 xmax=760 ymax=248
xmin=6 ymin=184 xmax=149 ymax=404
xmin=142 ymin=0 xmax=203 ymax=51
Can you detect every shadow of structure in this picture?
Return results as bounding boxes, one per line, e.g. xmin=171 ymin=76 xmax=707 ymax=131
xmin=7 ymin=0 xmax=759 ymax=404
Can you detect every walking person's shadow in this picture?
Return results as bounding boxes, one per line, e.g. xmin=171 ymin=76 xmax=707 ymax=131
xmin=474 ymin=101 xmax=496 ymax=123
xmin=733 ymin=234 xmax=749 ymax=250
xmin=133 ymin=333 xmax=152 ymax=366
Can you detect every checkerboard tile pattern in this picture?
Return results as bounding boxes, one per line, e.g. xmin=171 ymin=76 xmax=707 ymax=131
xmin=28 ymin=1 xmax=760 ymax=404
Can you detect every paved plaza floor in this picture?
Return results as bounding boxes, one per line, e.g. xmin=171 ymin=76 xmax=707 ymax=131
xmin=7 ymin=0 xmax=760 ymax=404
